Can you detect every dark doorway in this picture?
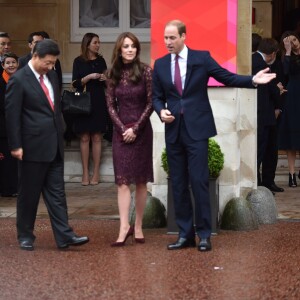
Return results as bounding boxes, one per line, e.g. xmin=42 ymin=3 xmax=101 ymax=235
xmin=272 ymin=0 xmax=300 ymax=40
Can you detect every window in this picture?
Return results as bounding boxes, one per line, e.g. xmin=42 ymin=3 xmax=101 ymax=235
xmin=71 ymin=0 xmax=151 ymax=42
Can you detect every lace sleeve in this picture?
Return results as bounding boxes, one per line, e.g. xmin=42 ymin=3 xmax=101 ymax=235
xmin=105 ymin=79 xmax=126 ymax=135
xmin=132 ymin=65 xmax=153 ymax=135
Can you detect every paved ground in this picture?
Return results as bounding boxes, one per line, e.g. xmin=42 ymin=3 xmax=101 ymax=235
xmin=1 ymin=181 xmax=299 ymax=220
xmin=0 ymin=182 xmax=299 ymax=299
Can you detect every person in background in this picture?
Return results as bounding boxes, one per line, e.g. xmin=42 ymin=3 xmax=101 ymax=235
xmin=252 ymin=33 xmax=262 ymax=53
xmin=18 ymin=32 xmax=44 ymax=69
xmin=72 ymin=32 xmax=108 ymax=186
xmin=252 ymin=38 xmax=285 ymax=193
xmin=38 ymin=30 xmax=75 ymax=145
xmin=39 ymin=31 xmax=63 ymax=90
xmin=106 ymin=32 xmax=153 ymax=246
xmin=152 ymin=19 xmax=276 ymax=252
xmin=18 ymin=31 xmax=63 ymax=90
xmin=278 ymin=31 xmax=300 ymax=187
xmin=0 ymin=32 xmax=12 ymax=74
xmin=5 ymin=39 xmax=89 ymax=250
xmin=0 ymin=52 xmax=19 ymax=197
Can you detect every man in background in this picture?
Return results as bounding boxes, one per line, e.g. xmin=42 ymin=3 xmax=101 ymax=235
xmin=0 ymin=32 xmax=12 ymax=74
xmin=252 ymin=38 xmax=285 ymax=193
xmin=18 ymin=31 xmax=44 ymax=69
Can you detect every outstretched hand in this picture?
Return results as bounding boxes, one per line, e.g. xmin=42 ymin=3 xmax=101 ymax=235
xmin=253 ymin=67 xmax=276 ymax=85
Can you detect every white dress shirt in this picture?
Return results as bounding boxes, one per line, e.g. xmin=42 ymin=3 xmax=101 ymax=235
xmin=28 ymin=60 xmax=54 ymax=104
xmin=171 ymin=44 xmax=188 ymax=92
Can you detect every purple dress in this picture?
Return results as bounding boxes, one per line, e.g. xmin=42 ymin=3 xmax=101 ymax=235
xmin=106 ymin=63 xmax=153 ymax=185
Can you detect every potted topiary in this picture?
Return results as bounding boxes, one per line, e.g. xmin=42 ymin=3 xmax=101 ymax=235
xmin=161 ymin=138 xmax=224 ymax=234
xmin=161 ymin=138 xmax=224 ymax=178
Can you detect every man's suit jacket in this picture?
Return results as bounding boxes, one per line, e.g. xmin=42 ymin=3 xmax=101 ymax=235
xmin=18 ymin=53 xmax=32 ymax=70
xmin=5 ymin=65 xmax=64 ymax=162
xmin=252 ymin=52 xmax=279 ymax=128
xmin=152 ymin=49 xmax=254 ymax=143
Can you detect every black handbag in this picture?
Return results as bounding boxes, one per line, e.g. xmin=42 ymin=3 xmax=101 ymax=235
xmin=62 ymin=83 xmax=91 ymax=115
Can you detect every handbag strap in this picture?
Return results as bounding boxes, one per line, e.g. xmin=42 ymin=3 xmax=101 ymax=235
xmin=71 ymin=80 xmax=87 ymax=93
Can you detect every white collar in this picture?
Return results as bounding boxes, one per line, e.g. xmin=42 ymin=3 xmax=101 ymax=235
xmin=171 ymin=44 xmax=188 ymax=60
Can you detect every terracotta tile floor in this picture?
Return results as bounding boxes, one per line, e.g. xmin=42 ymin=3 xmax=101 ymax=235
xmin=0 ymin=182 xmax=299 ymax=299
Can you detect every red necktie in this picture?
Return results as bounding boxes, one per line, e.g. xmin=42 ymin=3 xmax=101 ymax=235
xmin=174 ymin=54 xmax=182 ymax=95
xmin=39 ymin=75 xmax=54 ymax=111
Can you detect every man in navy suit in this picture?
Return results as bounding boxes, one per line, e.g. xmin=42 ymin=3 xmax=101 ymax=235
xmin=5 ymin=39 xmax=89 ymax=251
xmin=152 ymin=20 xmax=276 ymax=251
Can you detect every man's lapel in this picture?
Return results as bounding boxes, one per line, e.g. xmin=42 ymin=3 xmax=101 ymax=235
xmin=184 ymin=49 xmax=194 ymax=93
xmin=25 ymin=66 xmax=55 ymax=111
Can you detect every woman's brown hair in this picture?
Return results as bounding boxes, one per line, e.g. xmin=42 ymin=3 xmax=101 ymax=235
xmin=108 ymin=32 xmax=144 ymax=86
xmin=80 ymin=32 xmax=101 ymax=61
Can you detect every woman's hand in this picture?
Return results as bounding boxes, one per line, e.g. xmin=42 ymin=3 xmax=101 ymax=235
xmin=283 ymin=36 xmax=292 ymax=55
xmin=122 ymin=128 xmax=136 ymax=143
xmin=89 ymin=73 xmax=102 ymax=80
xmin=81 ymin=73 xmax=101 ymax=85
xmin=99 ymin=73 xmax=106 ymax=81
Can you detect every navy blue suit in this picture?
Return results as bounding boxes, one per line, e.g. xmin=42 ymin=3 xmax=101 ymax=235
xmin=153 ymin=49 xmax=254 ymax=238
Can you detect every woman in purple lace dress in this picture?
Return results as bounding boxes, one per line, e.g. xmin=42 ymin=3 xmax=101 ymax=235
xmin=106 ymin=32 xmax=153 ymax=246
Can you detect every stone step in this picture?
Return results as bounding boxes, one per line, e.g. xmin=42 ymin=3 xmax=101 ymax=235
xmin=63 ymin=139 xmax=114 ymax=183
xmin=62 ymin=143 xmax=299 ymax=184
xmin=277 ymin=154 xmax=300 ymax=169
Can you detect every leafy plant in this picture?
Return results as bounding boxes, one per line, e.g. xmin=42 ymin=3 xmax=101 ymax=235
xmin=161 ymin=138 xmax=224 ymax=178
xmin=161 ymin=147 xmax=169 ymax=176
xmin=208 ymin=138 xmax=224 ymax=178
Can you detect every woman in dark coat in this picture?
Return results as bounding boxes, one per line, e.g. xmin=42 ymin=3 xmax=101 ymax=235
xmin=72 ymin=33 xmax=108 ymax=186
xmin=278 ymin=31 xmax=300 ymax=187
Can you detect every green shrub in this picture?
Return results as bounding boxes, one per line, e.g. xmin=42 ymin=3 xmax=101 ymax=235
xmin=161 ymin=138 xmax=224 ymax=178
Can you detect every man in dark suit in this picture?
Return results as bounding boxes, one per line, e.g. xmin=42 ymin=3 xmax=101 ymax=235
xmin=5 ymin=39 xmax=89 ymax=251
xmin=18 ymin=31 xmax=63 ymax=90
xmin=252 ymin=38 xmax=285 ymax=193
xmin=18 ymin=32 xmax=44 ymax=69
xmin=152 ymin=20 xmax=276 ymax=252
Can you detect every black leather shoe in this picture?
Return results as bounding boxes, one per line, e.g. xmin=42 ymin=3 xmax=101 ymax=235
xmin=1 ymin=193 xmax=18 ymax=197
xmin=58 ymin=236 xmax=89 ymax=249
xmin=264 ymin=183 xmax=284 ymax=193
xmin=19 ymin=240 xmax=34 ymax=251
xmin=167 ymin=237 xmax=196 ymax=250
xmin=198 ymin=238 xmax=212 ymax=252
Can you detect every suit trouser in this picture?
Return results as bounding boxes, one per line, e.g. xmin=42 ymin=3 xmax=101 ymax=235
xmin=261 ymin=125 xmax=278 ymax=185
xmin=166 ymin=117 xmax=211 ymax=239
xmin=257 ymin=125 xmax=277 ymax=185
xmin=17 ymin=153 xmax=74 ymax=246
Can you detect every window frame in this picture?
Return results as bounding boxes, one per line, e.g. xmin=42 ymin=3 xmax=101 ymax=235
xmin=70 ymin=0 xmax=151 ymax=42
